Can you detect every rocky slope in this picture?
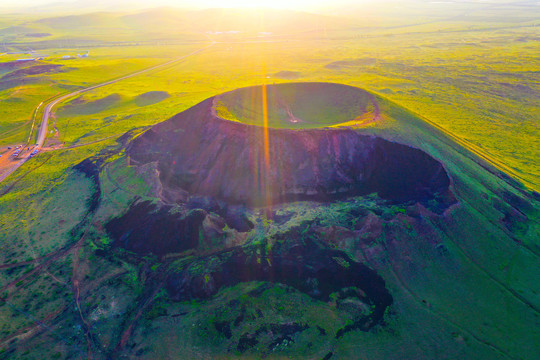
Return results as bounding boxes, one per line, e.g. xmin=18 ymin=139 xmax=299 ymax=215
xmin=127 ymin=95 xmax=453 ymax=207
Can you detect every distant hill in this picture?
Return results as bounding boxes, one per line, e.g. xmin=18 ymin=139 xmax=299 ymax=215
xmin=179 ymin=8 xmax=351 ymax=33
xmin=35 ymin=12 xmax=119 ymax=29
xmin=0 ymin=7 xmax=354 ymax=41
xmin=120 ymin=7 xmax=189 ymax=31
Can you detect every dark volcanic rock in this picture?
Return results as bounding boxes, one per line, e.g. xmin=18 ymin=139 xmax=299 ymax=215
xmin=128 ymin=86 xmax=453 ymax=207
xmin=105 ymin=201 xmax=206 ymax=255
xmin=165 ymin=237 xmax=393 ymax=331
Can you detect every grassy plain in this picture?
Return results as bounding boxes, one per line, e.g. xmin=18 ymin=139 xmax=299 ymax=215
xmin=14 ymin=26 xmax=534 ymax=189
xmin=0 ymin=3 xmax=538 ymax=188
xmin=0 ymin=3 xmax=538 ymax=359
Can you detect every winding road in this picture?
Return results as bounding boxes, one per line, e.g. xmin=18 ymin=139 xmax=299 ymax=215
xmin=0 ymin=42 xmax=214 ymax=183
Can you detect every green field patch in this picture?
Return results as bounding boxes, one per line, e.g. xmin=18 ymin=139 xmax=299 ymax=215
xmin=0 ymin=171 xmax=95 ymax=264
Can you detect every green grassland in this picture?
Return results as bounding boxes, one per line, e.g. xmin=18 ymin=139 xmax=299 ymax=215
xmin=0 ymin=3 xmax=538 ymax=359
xmin=8 ymin=24 xmax=532 ymax=189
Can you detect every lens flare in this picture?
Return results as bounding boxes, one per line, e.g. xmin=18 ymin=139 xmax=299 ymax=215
xmin=262 ymin=83 xmax=272 ymax=212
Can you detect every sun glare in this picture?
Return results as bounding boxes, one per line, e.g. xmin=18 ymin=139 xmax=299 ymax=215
xmin=195 ymin=0 xmax=328 ymax=10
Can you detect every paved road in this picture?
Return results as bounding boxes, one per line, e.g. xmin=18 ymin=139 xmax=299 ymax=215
xmin=0 ymin=43 xmax=214 ymax=184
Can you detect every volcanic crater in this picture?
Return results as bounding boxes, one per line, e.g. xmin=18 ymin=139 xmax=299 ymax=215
xmin=127 ymin=82 xmax=454 ymax=207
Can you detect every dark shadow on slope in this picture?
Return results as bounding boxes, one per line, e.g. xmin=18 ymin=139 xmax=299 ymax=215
xmin=134 ymin=91 xmax=170 ymax=106
xmin=62 ymin=93 xmax=124 ymax=115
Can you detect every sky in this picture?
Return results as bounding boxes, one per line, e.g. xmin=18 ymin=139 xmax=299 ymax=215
xmin=0 ymin=0 xmax=513 ymax=15
xmin=0 ymin=0 xmax=356 ymax=10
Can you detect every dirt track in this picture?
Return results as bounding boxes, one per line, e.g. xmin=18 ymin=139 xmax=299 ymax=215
xmin=0 ymin=42 xmax=215 ymax=185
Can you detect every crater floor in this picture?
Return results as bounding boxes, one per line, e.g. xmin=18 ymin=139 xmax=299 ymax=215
xmin=214 ymin=82 xmax=379 ymax=129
